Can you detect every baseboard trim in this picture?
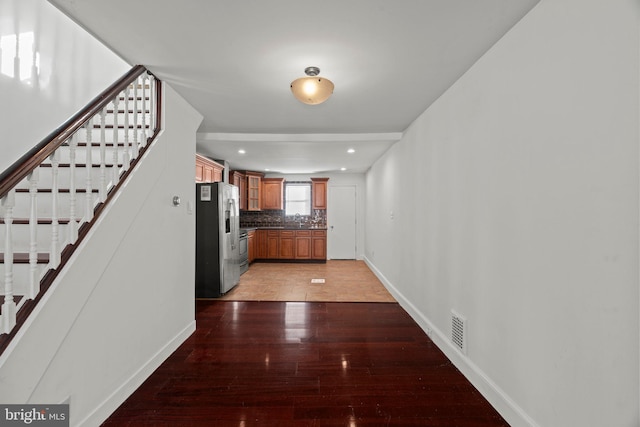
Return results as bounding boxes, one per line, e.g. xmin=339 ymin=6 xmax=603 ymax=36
xmin=78 ymin=320 xmax=196 ymax=427
xmin=363 ymin=256 xmax=540 ymax=427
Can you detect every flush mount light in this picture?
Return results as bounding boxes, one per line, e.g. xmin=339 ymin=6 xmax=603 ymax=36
xmin=290 ymin=66 xmax=334 ymax=105
xmin=347 ymin=148 xmax=355 ymax=154
xmin=238 ymin=149 xmax=246 ymax=154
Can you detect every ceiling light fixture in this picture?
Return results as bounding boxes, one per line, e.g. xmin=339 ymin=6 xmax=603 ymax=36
xmin=290 ymin=66 xmax=334 ymax=105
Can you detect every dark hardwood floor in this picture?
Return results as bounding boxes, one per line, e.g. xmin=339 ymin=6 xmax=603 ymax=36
xmin=102 ymin=301 xmax=509 ymax=426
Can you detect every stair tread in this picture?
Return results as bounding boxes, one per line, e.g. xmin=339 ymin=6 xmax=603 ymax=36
xmin=63 ymin=142 xmax=134 ymax=147
xmin=91 ymin=124 xmax=150 ymax=129
xmin=14 ymin=188 xmax=100 ymax=193
xmin=106 ymin=109 xmax=151 ymax=114
xmin=0 ymin=253 xmax=49 ymax=264
xmin=118 ymin=96 xmax=150 ymax=100
xmin=39 ymin=163 xmax=125 ymax=168
xmin=0 ymin=218 xmax=76 ymax=225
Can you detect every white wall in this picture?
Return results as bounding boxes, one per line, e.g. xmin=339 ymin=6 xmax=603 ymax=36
xmin=0 ymin=0 xmax=129 ymax=173
xmin=365 ymin=0 xmax=639 ymax=426
xmin=0 ymin=85 xmax=201 ymax=426
xmin=265 ymin=172 xmax=367 ymax=259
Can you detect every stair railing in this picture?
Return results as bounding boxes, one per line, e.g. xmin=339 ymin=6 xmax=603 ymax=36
xmin=0 ymin=65 xmax=161 ymax=348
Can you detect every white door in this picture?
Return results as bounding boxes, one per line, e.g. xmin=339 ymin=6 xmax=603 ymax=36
xmin=327 ymin=185 xmax=356 ymax=259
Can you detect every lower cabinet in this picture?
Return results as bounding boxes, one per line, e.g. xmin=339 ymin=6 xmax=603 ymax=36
xmin=311 ymin=230 xmax=327 ymax=260
xmin=256 ymin=230 xmax=267 ymax=259
xmin=279 ymin=231 xmax=295 ymax=258
xmin=266 ymin=230 xmax=279 ymax=258
xmin=295 ymin=230 xmax=312 ymax=259
xmin=254 ymin=229 xmax=326 ymax=261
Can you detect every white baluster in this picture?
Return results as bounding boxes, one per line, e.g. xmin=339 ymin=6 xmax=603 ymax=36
xmin=1 ymin=190 xmax=16 ymax=334
xmin=141 ymin=74 xmax=147 ymax=147
xmin=99 ymin=107 xmax=107 ymax=202
xmin=85 ymin=119 xmax=94 ymax=222
xmin=123 ymin=87 xmax=131 ymax=170
xmin=68 ymin=134 xmax=78 ymax=242
xmin=132 ymin=78 xmax=139 ymax=159
xmin=49 ymin=150 xmax=60 ymax=268
xmin=149 ymin=74 xmax=156 ymax=135
xmin=112 ymin=98 xmax=120 ymax=186
xmin=28 ymin=169 xmax=39 ymax=298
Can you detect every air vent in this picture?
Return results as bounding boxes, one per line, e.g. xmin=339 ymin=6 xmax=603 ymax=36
xmin=451 ymin=310 xmax=467 ymax=355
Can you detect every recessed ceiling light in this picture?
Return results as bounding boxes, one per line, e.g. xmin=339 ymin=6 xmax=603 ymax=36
xmin=347 ymin=148 xmax=355 ymax=154
xmin=340 ymin=167 xmax=347 ymax=171
xmin=265 ymin=168 xmax=270 ymax=171
xmin=238 ymin=149 xmax=246 ymax=154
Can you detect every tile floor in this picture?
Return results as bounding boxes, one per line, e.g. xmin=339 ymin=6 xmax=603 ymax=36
xmin=217 ymin=260 xmax=396 ymax=303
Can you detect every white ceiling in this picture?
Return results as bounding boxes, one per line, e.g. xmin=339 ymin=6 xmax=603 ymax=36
xmin=50 ymin=0 xmax=540 ymax=174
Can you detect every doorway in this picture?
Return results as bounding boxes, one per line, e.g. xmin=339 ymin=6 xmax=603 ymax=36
xmin=327 ymin=185 xmax=357 ymax=259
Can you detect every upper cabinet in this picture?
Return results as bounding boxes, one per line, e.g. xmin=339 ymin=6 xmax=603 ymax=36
xmin=230 ymin=171 xmax=247 ymax=210
xmin=212 ymin=169 xmax=328 ymax=212
xmin=245 ymin=171 xmax=263 ymax=211
xmin=262 ymin=178 xmax=284 ymax=210
xmin=196 ymin=154 xmax=224 ymax=183
xmin=311 ymin=178 xmax=329 ymax=210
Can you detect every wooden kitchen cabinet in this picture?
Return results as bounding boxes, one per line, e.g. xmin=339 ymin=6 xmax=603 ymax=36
xmin=253 ymin=229 xmax=326 ymax=262
xmin=230 ymin=171 xmax=247 ymax=210
xmin=311 ymin=177 xmax=329 ymax=210
xmin=266 ymin=230 xmax=280 ymax=258
xmin=295 ymin=230 xmax=312 ymax=259
xmin=212 ymin=165 xmax=223 ymax=182
xmin=246 ymin=171 xmax=263 ymax=211
xmin=279 ymin=230 xmax=295 ymax=258
xmin=195 ymin=154 xmax=224 ymax=183
xmin=256 ymin=230 xmax=268 ymax=259
xmin=262 ymin=178 xmax=284 ymax=210
xmin=311 ymin=230 xmax=327 ymax=260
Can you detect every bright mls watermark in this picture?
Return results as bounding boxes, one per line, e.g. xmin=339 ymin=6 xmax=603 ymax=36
xmin=0 ymin=405 xmax=68 ymax=426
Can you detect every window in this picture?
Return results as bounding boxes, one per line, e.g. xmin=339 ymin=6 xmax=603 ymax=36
xmin=285 ymin=182 xmax=311 ymax=216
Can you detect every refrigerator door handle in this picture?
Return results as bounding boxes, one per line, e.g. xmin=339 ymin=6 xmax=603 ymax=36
xmin=229 ymin=198 xmax=237 ymax=250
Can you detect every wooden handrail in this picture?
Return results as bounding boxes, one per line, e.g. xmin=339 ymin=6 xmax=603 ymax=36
xmin=0 ymin=65 xmax=148 ymax=199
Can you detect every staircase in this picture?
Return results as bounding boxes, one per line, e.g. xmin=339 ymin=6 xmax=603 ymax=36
xmin=0 ymin=65 xmax=161 ymax=353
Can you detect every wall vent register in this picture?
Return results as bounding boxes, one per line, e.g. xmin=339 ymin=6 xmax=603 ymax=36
xmin=451 ymin=310 xmax=467 ymax=355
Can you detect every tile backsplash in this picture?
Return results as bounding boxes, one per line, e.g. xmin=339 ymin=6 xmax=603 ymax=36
xmin=240 ymin=209 xmax=326 ymax=228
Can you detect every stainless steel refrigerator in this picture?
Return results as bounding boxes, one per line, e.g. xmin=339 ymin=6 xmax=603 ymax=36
xmin=195 ymin=182 xmax=240 ymax=297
